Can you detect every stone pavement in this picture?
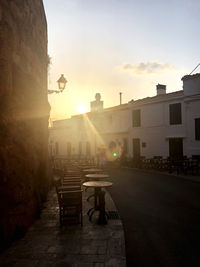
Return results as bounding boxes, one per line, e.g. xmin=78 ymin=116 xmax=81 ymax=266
xmin=0 ymin=186 xmax=126 ymax=267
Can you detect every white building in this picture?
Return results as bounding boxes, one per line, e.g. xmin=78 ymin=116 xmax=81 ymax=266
xmin=49 ymin=73 xmax=200 ymax=160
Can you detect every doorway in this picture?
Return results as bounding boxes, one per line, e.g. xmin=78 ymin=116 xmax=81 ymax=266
xmin=169 ymin=138 xmax=183 ymax=159
xmin=132 ymin=138 xmax=140 ymax=159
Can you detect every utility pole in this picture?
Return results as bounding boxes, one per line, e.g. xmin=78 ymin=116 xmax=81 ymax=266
xmin=119 ymin=92 xmax=122 ymax=105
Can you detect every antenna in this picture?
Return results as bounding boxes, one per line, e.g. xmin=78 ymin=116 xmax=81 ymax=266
xmin=189 ymin=63 xmax=200 ymax=75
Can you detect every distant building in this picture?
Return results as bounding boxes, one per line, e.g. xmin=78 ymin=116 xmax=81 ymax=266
xmin=49 ymin=74 xmax=200 ymax=160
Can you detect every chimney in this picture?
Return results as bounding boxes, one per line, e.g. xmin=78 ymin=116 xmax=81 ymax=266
xmin=156 ymin=84 xmax=166 ymax=95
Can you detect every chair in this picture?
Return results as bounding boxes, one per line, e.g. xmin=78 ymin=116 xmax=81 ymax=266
xmin=62 ymin=176 xmax=82 ymax=184
xmin=57 ymin=190 xmax=83 ymax=226
xmin=64 ymin=172 xmax=80 ymax=176
xmin=62 ymin=181 xmax=82 ymax=187
xmin=57 ymin=185 xmax=82 ymax=194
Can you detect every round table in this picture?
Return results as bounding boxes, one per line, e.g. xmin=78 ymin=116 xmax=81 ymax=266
xmin=84 ymin=174 xmax=109 ymax=199
xmin=83 ymin=181 xmax=112 ymax=188
xmin=83 ymin=168 xmax=103 ymax=173
xmin=79 ymin=165 xmax=96 ymax=170
xmin=85 ymin=174 xmax=109 ymax=180
xmin=83 ymin=181 xmax=112 ymax=224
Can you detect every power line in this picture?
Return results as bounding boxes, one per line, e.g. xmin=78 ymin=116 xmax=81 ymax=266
xmin=189 ymin=63 xmax=200 ymax=75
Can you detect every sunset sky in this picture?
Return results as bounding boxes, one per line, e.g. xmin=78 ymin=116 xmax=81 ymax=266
xmin=43 ymin=0 xmax=200 ymax=120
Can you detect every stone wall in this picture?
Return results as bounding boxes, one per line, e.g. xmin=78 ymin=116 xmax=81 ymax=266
xmin=0 ymin=0 xmax=50 ymax=250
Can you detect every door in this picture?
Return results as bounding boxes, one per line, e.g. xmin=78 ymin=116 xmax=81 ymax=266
xmin=132 ymin=138 xmax=140 ymax=159
xmin=169 ymin=138 xmax=183 ymax=159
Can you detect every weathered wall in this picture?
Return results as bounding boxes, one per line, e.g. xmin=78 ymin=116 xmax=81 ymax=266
xmin=0 ymin=0 xmax=50 ymax=250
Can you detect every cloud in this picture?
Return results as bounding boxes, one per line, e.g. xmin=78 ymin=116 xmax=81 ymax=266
xmin=119 ymin=61 xmax=177 ymax=75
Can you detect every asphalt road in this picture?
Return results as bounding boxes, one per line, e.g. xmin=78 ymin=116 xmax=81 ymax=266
xmin=107 ymin=168 xmax=200 ymax=267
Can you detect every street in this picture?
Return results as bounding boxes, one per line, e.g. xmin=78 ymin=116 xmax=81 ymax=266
xmin=107 ymin=168 xmax=200 ymax=267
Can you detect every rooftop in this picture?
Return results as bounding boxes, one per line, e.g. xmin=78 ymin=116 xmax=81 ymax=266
xmin=181 ymin=73 xmax=200 ymax=81
xmin=129 ymin=90 xmax=184 ymax=106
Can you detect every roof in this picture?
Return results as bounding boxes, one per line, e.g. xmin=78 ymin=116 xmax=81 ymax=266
xmin=102 ymin=103 xmax=128 ymax=113
xmin=181 ymin=73 xmax=200 ymax=81
xmin=71 ymin=103 xmax=129 ymax=119
xmin=51 ymin=88 xmax=186 ymax=125
xmin=128 ymin=90 xmax=184 ymax=106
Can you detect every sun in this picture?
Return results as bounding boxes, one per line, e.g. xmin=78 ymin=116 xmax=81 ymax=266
xmin=77 ymin=104 xmax=87 ymax=114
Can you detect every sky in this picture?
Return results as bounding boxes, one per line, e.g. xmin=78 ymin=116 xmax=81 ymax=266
xmin=43 ymin=0 xmax=200 ymax=120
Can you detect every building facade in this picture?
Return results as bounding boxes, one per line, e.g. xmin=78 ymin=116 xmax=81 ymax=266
xmin=0 ymin=0 xmax=49 ymax=250
xmin=49 ymin=74 xmax=200 ymax=161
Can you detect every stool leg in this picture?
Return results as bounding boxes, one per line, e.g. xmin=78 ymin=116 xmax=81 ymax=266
xmin=89 ymin=209 xmax=96 ymax=221
xmin=98 ymin=190 xmax=107 ymax=224
xmin=87 ymin=207 xmax=95 ymax=216
xmin=87 ymin=194 xmax=95 ymax=202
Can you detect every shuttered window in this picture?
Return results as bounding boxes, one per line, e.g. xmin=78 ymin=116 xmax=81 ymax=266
xmin=132 ymin=109 xmax=141 ymax=127
xmin=169 ymin=103 xmax=182 ymax=125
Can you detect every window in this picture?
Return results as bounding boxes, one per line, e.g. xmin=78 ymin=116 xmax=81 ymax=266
xmin=195 ymin=118 xmax=200 ymax=140
xmin=142 ymin=142 xmax=146 ymax=148
xmin=169 ymin=103 xmax=182 ymax=125
xmin=132 ymin=109 xmax=141 ymax=127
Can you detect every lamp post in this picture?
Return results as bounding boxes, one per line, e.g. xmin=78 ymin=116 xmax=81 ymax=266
xmin=48 ymin=74 xmax=67 ymax=94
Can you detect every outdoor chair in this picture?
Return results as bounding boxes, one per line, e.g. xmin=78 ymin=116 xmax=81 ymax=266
xmin=63 ymin=177 xmax=82 ymax=181
xmin=63 ymin=173 xmax=81 ymax=178
xmin=62 ymin=176 xmax=82 ymax=184
xmin=55 ymin=174 xmax=82 ymax=194
xmin=62 ymin=180 xmax=82 ymax=187
xmin=57 ymin=190 xmax=83 ymax=226
xmin=57 ymin=185 xmax=81 ymax=193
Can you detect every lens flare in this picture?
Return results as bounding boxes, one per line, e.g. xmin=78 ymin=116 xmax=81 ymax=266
xmin=77 ymin=104 xmax=87 ymax=114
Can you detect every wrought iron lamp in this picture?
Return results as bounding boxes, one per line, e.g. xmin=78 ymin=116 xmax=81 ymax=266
xmin=48 ymin=74 xmax=67 ymax=94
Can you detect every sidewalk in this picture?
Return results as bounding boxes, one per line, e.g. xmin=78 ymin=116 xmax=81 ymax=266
xmin=0 ymin=187 xmax=126 ymax=267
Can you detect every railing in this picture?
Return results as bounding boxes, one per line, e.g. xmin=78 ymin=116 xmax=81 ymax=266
xmin=118 ymin=156 xmax=200 ymax=176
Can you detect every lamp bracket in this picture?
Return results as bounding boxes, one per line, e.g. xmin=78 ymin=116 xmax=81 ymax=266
xmin=48 ymin=90 xmax=62 ymax=94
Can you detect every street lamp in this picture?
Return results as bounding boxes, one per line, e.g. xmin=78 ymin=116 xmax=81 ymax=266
xmin=48 ymin=74 xmax=67 ymax=94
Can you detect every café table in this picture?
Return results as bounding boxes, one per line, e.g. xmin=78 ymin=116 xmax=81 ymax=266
xmin=85 ymin=174 xmax=109 ymax=180
xmin=83 ymin=181 xmax=113 ymax=224
xmin=83 ymin=169 xmax=103 ymax=183
xmin=84 ymin=174 xmax=109 ymax=201
xmin=79 ymin=165 xmax=96 ymax=170
xmin=83 ymin=168 xmax=103 ymax=173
